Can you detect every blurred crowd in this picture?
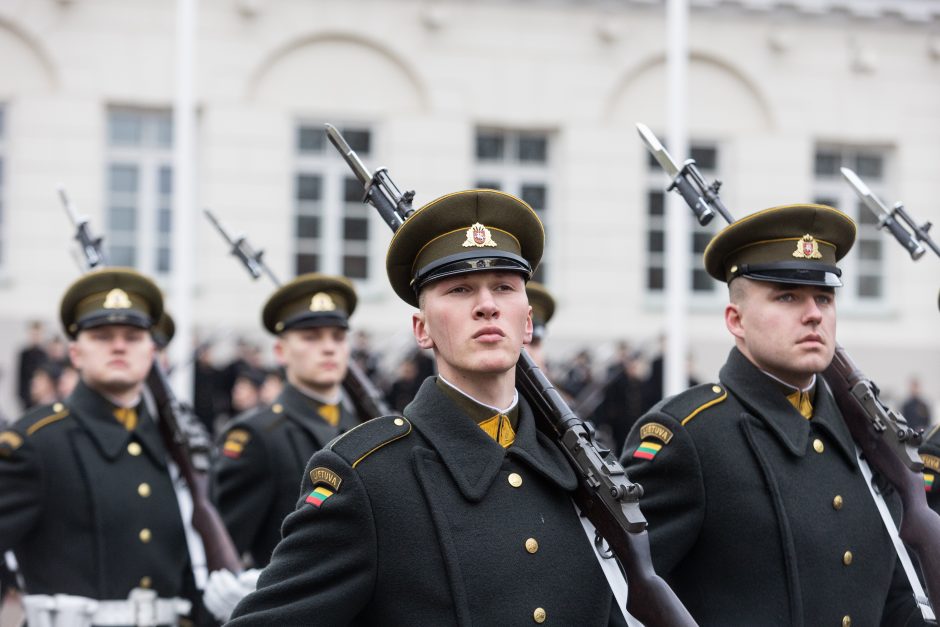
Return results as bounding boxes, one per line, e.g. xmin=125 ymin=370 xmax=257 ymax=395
xmin=7 ymin=321 xmax=933 ymax=459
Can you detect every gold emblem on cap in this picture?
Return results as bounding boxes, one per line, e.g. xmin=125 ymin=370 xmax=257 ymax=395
xmin=792 ymin=234 xmax=823 ymax=260
xmin=462 ymin=223 xmax=497 ymax=248
xmin=310 ymin=292 xmax=337 ymax=312
xmin=103 ymin=288 xmax=133 ymax=309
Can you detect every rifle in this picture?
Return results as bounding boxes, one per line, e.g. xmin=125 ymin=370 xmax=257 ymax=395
xmin=841 ymin=167 xmax=940 ymax=261
xmin=326 ymin=124 xmax=697 ymax=627
xmin=638 ymin=123 xmax=939 ymax=620
xmin=58 ymin=189 xmax=241 ymax=573
xmin=203 ymin=209 xmax=391 ymax=421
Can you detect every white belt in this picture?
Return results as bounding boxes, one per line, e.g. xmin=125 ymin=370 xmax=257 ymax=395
xmin=23 ymin=588 xmax=192 ymax=627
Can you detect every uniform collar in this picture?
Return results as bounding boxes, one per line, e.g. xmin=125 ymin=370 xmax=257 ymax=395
xmin=278 ymin=383 xmax=350 ymax=438
xmin=720 ymin=348 xmax=857 ymax=466
xmin=66 ymin=380 xmax=167 ymax=467
xmin=404 ymin=377 xmax=576 ymax=502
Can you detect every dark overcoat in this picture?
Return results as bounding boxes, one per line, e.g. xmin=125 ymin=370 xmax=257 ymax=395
xmin=0 ymin=381 xmax=191 ymax=600
xmin=621 ymin=348 xmax=923 ymax=627
xmin=210 ymin=383 xmax=358 ymax=567
xmin=228 ymin=377 xmax=625 ymax=626
xmin=919 ymin=424 xmax=940 ymax=515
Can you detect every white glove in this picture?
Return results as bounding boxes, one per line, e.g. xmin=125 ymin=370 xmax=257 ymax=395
xmin=203 ymin=568 xmax=261 ymax=622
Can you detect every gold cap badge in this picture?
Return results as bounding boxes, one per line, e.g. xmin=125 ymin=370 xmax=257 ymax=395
xmin=792 ymin=234 xmax=823 ymax=260
xmin=103 ymin=288 xmax=133 ymax=309
xmin=309 ymin=292 xmax=337 ymax=312
xmin=462 ymin=223 xmax=497 ymax=248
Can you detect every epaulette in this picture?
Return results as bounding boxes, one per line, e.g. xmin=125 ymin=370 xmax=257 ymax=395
xmin=0 ymin=430 xmax=24 ymax=457
xmin=660 ymin=383 xmax=728 ymax=427
xmin=328 ymin=415 xmax=412 ymax=468
xmin=19 ymin=402 xmax=71 ymax=437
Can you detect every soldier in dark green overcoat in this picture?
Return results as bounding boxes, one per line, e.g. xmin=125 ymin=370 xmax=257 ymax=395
xmin=227 ymin=189 xmax=629 ymax=626
xmin=0 ymin=268 xmax=199 ymax=625
xmin=209 ymin=273 xmax=360 ymax=574
xmin=621 ymin=204 xmax=926 ymax=626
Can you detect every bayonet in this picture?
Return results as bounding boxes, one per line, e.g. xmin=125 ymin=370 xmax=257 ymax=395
xmin=57 ymin=185 xmax=107 ymax=269
xmin=635 ymin=123 xmax=733 ymax=226
xmin=841 ymin=167 xmax=925 ymax=260
xmin=203 ymin=208 xmax=279 ymax=284
xmin=637 ymin=123 xmax=681 ymax=179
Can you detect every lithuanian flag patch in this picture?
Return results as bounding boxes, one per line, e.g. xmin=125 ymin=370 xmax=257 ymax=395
xmin=222 ymin=429 xmax=250 ymax=459
xmin=925 ymin=473 xmax=935 ymax=493
xmin=305 ymin=486 xmax=335 ymax=507
xmin=633 ymin=440 xmax=663 ymax=461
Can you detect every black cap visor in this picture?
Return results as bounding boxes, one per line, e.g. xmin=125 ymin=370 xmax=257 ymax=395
xmin=279 ymin=311 xmax=349 ymax=332
xmin=77 ymin=311 xmax=154 ymax=333
xmin=412 ymin=250 xmax=533 ymax=294
xmin=732 ymin=261 xmax=843 ymax=288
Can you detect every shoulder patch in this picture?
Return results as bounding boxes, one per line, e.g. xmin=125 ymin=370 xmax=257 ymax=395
xmin=660 ymin=383 xmax=728 ymax=427
xmin=922 ymin=454 xmax=940 ymax=473
xmin=329 ymin=415 xmax=412 ymax=468
xmin=222 ymin=429 xmax=251 ymax=459
xmin=0 ymin=431 xmax=24 ymax=457
xmin=24 ymin=404 xmax=70 ymax=436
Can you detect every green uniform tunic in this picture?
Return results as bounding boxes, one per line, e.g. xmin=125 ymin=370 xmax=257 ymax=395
xmin=228 ymin=377 xmax=626 ymax=626
xmin=0 ymin=381 xmax=192 ymax=601
xmin=210 ymin=382 xmax=358 ymax=567
xmin=621 ymin=348 xmax=923 ymax=627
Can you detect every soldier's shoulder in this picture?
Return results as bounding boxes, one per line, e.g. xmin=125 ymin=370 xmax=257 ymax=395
xmin=921 ymin=423 xmax=940 ymax=467
xmin=327 ymin=415 xmax=413 ymax=468
xmin=15 ymin=402 xmax=72 ymax=437
xmin=656 ymin=382 xmax=730 ymax=428
xmin=1 ymin=402 xmax=71 ymax=457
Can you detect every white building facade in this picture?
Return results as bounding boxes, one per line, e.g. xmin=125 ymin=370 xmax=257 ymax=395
xmin=0 ymin=0 xmax=938 ymax=417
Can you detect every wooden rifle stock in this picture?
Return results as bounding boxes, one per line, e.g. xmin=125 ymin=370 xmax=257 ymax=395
xmin=147 ymin=363 xmax=242 ymax=573
xmin=516 ymin=350 xmax=698 ymax=627
xmin=824 ymin=345 xmax=940 ymax=612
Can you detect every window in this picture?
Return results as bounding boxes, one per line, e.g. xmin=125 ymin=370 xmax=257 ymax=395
xmin=474 ymin=128 xmax=553 ymax=282
xmin=295 ymin=123 xmax=373 ymax=280
xmin=646 ymin=142 xmax=722 ymax=294
xmin=0 ymin=106 xmax=5 ymax=268
xmin=105 ymin=108 xmax=173 ymax=274
xmin=813 ymin=145 xmax=888 ymax=303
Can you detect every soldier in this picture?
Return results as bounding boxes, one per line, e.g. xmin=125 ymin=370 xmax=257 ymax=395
xmin=621 ymin=204 xmax=925 ymax=625
xmin=0 ymin=268 xmax=199 ymax=626
xmin=227 ymin=189 xmax=628 ymax=625
xmin=203 ymin=274 xmax=361 ymax=620
xmin=524 ymin=280 xmax=555 ymax=372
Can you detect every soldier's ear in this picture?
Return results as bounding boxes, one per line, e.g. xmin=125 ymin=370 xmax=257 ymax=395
xmin=725 ymin=302 xmax=745 ymax=340
xmin=522 ymin=306 xmax=533 ymax=345
xmin=412 ymin=311 xmax=434 ymax=350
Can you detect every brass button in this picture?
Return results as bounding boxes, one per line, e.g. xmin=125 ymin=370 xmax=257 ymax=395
xmin=138 ymin=483 xmax=151 ymax=498
xmin=394 ymin=418 xmax=405 ymax=426
xmin=813 ymin=438 xmax=824 ymax=453
xmin=842 ymin=616 xmax=851 ymax=627
xmin=508 ymin=473 xmax=523 ymax=488
xmin=730 ymin=265 xmax=738 ymax=274
xmin=53 ymin=402 xmax=65 ymax=413
xmin=127 ymin=442 xmax=142 ymax=456
xmin=272 ymin=403 xmax=283 ymax=414
xmin=140 ymin=576 xmax=152 ymax=588
xmin=833 ymin=495 xmax=843 ymax=510
xmin=843 ymin=550 xmax=853 ymax=565
xmin=525 ymin=538 xmax=539 ymax=554
xmin=533 ymin=607 xmax=546 ymax=623
xmin=711 ymin=385 xmax=722 ymax=394
xmin=139 ymin=528 xmax=152 ymax=543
